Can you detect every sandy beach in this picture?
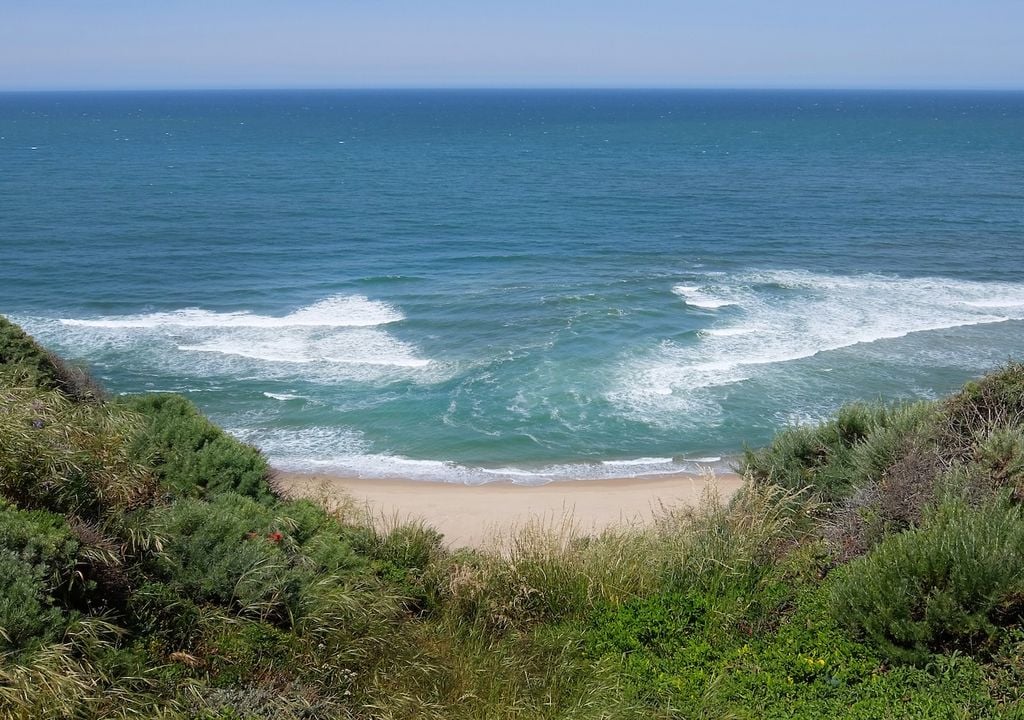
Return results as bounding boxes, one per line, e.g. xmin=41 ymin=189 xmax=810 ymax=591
xmin=276 ymin=470 xmax=744 ymax=549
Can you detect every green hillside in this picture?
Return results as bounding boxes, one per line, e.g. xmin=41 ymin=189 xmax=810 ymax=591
xmin=2 ymin=315 xmax=1024 ymax=719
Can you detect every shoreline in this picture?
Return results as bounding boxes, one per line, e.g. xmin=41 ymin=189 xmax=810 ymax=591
xmin=259 ymin=455 xmax=741 ymax=488
xmin=275 ymin=470 xmax=745 ymax=549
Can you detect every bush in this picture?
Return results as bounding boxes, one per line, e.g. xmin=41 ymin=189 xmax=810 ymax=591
xmin=846 ymin=403 xmax=937 ymax=487
xmin=0 ymin=503 xmax=80 ymax=602
xmin=827 ymin=436 xmax=943 ymax=561
xmin=298 ymin=525 xmax=372 ymax=578
xmin=147 ymin=494 xmax=301 ymax=622
xmin=653 ymin=482 xmax=816 ymax=606
xmin=272 ymin=498 xmax=334 ymax=544
xmin=274 ymin=498 xmax=373 ymax=578
xmin=0 ymin=550 xmax=68 ymax=651
xmin=742 ymin=402 xmax=935 ymax=503
xmin=126 ymin=393 xmax=272 ymax=502
xmin=374 ymin=521 xmax=445 ymax=574
xmin=937 ymin=362 xmax=1024 ymax=464
xmin=831 ymin=495 xmax=1024 ymax=663
xmin=201 ymin=620 xmax=302 ymax=689
xmin=125 ymin=582 xmax=202 ymax=648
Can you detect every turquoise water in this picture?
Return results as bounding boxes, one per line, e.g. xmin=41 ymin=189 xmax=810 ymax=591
xmin=3 ymin=90 xmax=1024 ymax=483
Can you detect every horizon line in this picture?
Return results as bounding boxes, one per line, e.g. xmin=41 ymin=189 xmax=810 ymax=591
xmin=2 ymin=85 xmax=1024 ymax=95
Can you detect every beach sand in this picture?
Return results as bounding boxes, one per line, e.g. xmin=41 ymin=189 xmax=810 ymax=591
xmin=276 ymin=471 xmax=745 ymax=549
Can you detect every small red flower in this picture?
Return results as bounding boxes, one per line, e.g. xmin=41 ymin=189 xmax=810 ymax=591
xmin=268 ymin=531 xmax=283 ymax=543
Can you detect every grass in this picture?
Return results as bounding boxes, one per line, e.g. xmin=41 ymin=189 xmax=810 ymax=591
xmin=3 ymin=315 xmax=1024 ymax=718
xmin=0 ymin=316 xmax=106 ymax=402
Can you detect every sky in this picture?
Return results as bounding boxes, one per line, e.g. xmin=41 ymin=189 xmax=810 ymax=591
xmin=1 ymin=0 xmax=1022 ymax=91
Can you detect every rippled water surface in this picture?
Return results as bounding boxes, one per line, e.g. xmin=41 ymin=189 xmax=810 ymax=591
xmin=3 ymin=90 xmax=1023 ymax=482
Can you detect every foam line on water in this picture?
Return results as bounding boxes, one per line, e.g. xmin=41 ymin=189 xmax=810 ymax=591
xmin=21 ymin=295 xmax=436 ymax=384
xmin=673 ymin=285 xmax=738 ymax=310
xmin=59 ymin=294 xmax=403 ymax=329
xmin=262 ymin=392 xmax=305 ymax=401
xmin=299 ymin=456 xmax=727 ymax=485
xmin=177 ymin=327 xmax=430 ymax=368
xmin=601 ymin=457 xmax=675 ymax=467
xmin=700 ymin=327 xmax=758 ymax=337
xmin=242 ymin=425 xmax=731 ymax=484
xmin=612 ymin=270 xmax=1024 ymax=424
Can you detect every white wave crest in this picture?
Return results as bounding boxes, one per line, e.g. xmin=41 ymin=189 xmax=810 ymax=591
xmin=228 ymin=427 xmax=729 ymax=484
xmin=601 ymin=457 xmax=674 ymax=467
xmin=700 ymin=327 xmax=758 ymax=337
xmin=673 ymin=285 xmax=738 ymax=309
xmin=23 ymin=295 xmax=434 ymax=385
xmin=59 ymin=294 xmax=403 ymax=329
xmin=262 ymin=392 xmax=305 ymax=401
xmin=612 ymin=270 xmax=1024 ymax=424
xmin=178 ymin=327 xmax=429 ymax=368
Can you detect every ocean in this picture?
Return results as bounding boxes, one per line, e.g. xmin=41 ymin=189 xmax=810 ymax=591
xmin=2 ymin=89 xmax=1023 ymax=483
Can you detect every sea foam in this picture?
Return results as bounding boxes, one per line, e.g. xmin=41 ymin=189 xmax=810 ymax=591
xmin=28 ymin=295 xmax=434 ymax=385
xmin=262 ymin=392 xmax=305 ymax=401
xmin=673 ymin=285 xmax=738 ymax=309
xmin=59 ymin=294 xmax=403 ymax=329
xmin=229 ymin=425 xmax=727 ymax=485
xmin=611 ymin=270 xmax=1024 ymax=425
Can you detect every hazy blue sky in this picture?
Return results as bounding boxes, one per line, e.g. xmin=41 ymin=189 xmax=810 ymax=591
xmin=2 ymin=0 xmax=1022 ymax=90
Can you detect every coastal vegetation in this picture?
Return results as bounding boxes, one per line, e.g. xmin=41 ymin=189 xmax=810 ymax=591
xmin=2 ymin=314 xmax=1024 ymax=718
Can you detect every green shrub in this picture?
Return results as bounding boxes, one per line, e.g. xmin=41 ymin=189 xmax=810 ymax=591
xmin=740 ymin=403 xmax=882 ymax=499
xmin=654 ymin=482 xmax=815 ymax=607
xmin=742 ymin=402 xmax=935 ymax=503
xmin=126 ymin=393 xmax=272 ymax=502
xmin=147 ymin=494 xmax=302 ymax=621
xmin=846 ymin=403 xmax=937 ymax=486
xmin=202 ymin=620 xmax=302 ymax=688
xmin=827 ymin=436 xmax=943 ymax=561
xmin=126 ymin=582 xmax=202 ymax=648
xmin=272 ymin=498 xmax=334 ymax=544
xmin=832 ymin=496 xmax=1024 ymax=663
xmin=0 ymin=550 xmax=68 ymax=651
xmin=0 ymin=316 xmax=55 ymax=379
xmin=374 ymin=521 xmax=445 ymax=573
xmin=0 ymin=502 xmax=80 ymax=595
xmin=298 ymin=526 xmax=372 ymax=578
xmin=440 ymin=526 xmax=660 ymax=631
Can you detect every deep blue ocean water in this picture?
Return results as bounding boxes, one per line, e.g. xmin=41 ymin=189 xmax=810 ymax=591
xmin=2 ymin=89 xmax=1023 ymax=483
